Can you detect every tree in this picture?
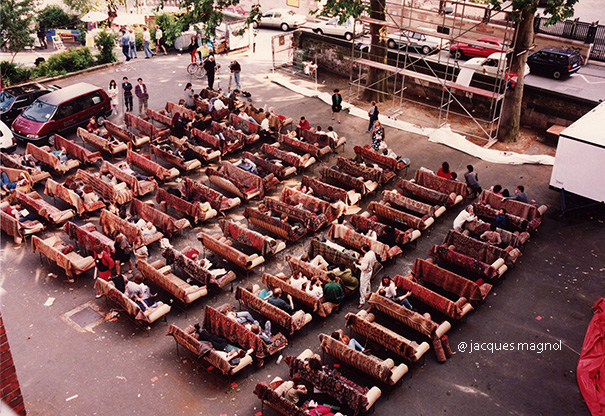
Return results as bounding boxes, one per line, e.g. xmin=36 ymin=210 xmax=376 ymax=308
xmin=318 ymin=0 xmax=387 ymax=102
xmin=39 ymin=5 xmax=73 ymax=30
xmin=0 ymin=0 xmax=36 ymax=63
xmin=490 ymin=0 xmax=578 ymax=142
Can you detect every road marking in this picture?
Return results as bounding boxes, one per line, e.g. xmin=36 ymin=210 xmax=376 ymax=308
xmin=578 ymin=74 xmax=605 ymax=84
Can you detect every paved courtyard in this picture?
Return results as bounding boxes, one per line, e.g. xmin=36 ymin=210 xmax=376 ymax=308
xmin=1 ymin=35 xmax=604 ymax=415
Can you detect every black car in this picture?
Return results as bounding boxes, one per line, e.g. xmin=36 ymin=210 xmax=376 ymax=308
xmin=0 ymin=83 xmax=59 ymax=126
xmin=527 ymin=48 xmax=582 ymax=79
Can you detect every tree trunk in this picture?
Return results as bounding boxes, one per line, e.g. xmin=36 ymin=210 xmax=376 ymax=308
xmin=498 ymin=9 xmax=535 ymax=142
xmin=362 ymin=0 xmax=388 ymax=102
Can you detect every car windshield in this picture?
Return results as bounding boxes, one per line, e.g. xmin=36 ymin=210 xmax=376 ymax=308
xmin=286 ymin=10 xmax=296 ymax=15
xmin=0 ymin=91 xmax=15 ymax=112
xmin=21 ymin=100 xmax=56 ymax=123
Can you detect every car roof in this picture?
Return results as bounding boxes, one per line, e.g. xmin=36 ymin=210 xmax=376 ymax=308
xmin=538 ymin=48 xmax=579 ymax=55
xmin=477 ymin=37 xmax=504 ymax=43
xmin=36 ymin=83 xmax=102 ymax=105
xmin=267 ymin=8 xmax=296 ymax=12
xmin=5 ymin=83 xmax=50 ymax=97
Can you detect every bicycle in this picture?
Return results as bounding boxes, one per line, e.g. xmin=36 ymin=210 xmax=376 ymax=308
xmin=187 ymin=59 xmax=206 ymax=79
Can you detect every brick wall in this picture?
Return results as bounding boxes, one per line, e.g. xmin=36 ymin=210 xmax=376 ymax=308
xmin=0 ymin=312 xmax=26 ymax=415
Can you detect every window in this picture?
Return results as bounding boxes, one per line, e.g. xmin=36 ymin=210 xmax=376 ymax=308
xmin=54 ymin=103 xmax=74 ymax=120
xmin=22 ymin=101 xmax=57 ymax=122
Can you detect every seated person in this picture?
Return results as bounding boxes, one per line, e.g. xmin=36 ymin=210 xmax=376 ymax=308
xmin=297 ymin=116 xmax=311 ymax=131
xmin=247 ymin=284 xmax=272 ymax=301
xmin=325 ymin=126 xmax=338 ymax=143
xmin=210 ymin=97 xmax=227 ymax=112
xmin=87 ymin=116 xmax=100 ymax=135
xmin=267 ymin=288 xmax=294 ymax=315
xmin=116 ymin=161 xmax=151 ymax=181
xmin=248 ymin=322 xmax=273 ymax=345
xmin=193 ymin=323 xmax=252 ymax=365
xmin=236 ymin=158 xmax=259 ymax=176
xmin=82 ymin=184 xmax=100 ymax=206
xmin=280 ymin=213 xmax=305 ymax=235
xmin=305 ymin=278 xmax=323 ymax=299
xmin=274 ymin=380 xmax=308 ymax=405
xmin=494 ymin=208 xmax=507 ymax=229
xmin=1 ymin=171 xmax=28 ymax=192
xmin=238 ymin=108 xmax=256 ymax=123
xmin=289 ymin=271 xmax=308 ymax=291
xmin=332 ymin=329 xmax=369 ymax=354
xmin=376 ymin=275 xmax=413 ymax=310
xmin=305 ymin=254 xmax=329 ymax=270
xmin=480 ymin=223 xmax=502 ymax=246
xmin=136 ymin=219 xmax=157 ymax=238
xmin=331 ymin=268 xmax=359 ymax=292
xmin=453 ymin=205 xmax=477 ymax=233
xmin=126 ymin=273 xmax=158 ymax=309
xmin=219 ymin=304 xmax=260 ymax=327
xmin=52 ymin=147 xmax=69 ymax=163
xmin=322 ymin=273 xmax=345 ymax=306
xmin=4 ymin=202 xmax=36 ymax=223
xmin=110 ymin=274 xmax=128 ymax=293
xmin=365 ymin=228 xmax=378 ymax=241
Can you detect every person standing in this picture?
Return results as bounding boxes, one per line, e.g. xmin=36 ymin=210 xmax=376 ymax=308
xmin=142 ymin=26 xmax=153 ymax=58
xmin=230 ymin=60 xmax=242 ymax=91
xmin=112 ymin=230 xmax=133 ymax=275
xmin=188 ymin=35 xmax=198 ymax=63
xmin=371 ymin=120 xmax=384 ymax=151
xmin=108 ymin=79 xmax=118 ymax=114
xmin=94 ymin=247 xmax=114 ymax=281
xmin=128 ymin=29 xmax=137 ymax=59
xmin=357 ymin=244 xmax=377 ymax=309
xmin=184 ymin=83 xmax=195 ymax=109
xmin=155 ymin=26 xmax=167 ymax=55
xmin=464 ymin=165 xmax=482 ymax=197
xmin=120 ymin=30 xmax=130 ymax=61
xmin=367 ymin=101 xmax=379 ymax=132
xmin=37 ymin=22 xmax=47 ymax=49
xmin=122 ymin=77 xmax=133 ymax=112
xmin=203 ymin=55 xmax=217 ymax=90
xmin=134 ymin=78 xmax=149 ymax=116
xmin=331 ymin=89 xmax=342 ymax=123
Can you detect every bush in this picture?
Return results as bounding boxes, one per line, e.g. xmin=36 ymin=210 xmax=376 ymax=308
xmin=134 ymin=26 xmax=144 ymax=51
xmin=154 ymin=12 xmax=179 ymax=48
xmin=46 ymin=46 xmax=95 ymax=72
xmin=0 ymin=62 xmax=33 ymax=86
xmin=95 ymin=30 xmax=117 ymax=64
xmin=38 ymin=5 xmax=73 ymax=30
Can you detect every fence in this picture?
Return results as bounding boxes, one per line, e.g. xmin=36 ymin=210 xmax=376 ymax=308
xmin=534 ymin=16 xmax=605 ymax=61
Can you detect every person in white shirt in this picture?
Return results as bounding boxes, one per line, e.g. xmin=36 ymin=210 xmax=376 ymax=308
xmin=142 ymin=26 xmax=153 ymax=58
xmin=289 ymin=272 xmax=308 ymax=291
xmin=357 ymin=244 xmax=377 ymax=308
xmin=306 ymin=279 xmax=323 ymax=299
xmin=376 ymin=276 xmax=413 ymax=309
xmin=453 ymin=205 xmax=477 ymax=232
xmin=213 ymin=98 xmax=227 ymax=112
xmin=155 ymin=27 xmax=167 ymax=55
xmin=365 ymin=229 xmax=377 ymax=241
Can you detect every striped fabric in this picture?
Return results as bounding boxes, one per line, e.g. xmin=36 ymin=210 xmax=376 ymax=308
xmin=382 ymin=190 xmax=435 ymax=217
xmin=124 ymin=112 xmax=169 ymax=140
xmin=100 ymin=161 xmax=157 ymax=197
xmin=281 ymin=187 xmax=342 ymax=223
xmin=244 ymin=207 xmax=306 ymax=242
xmin=54 ymin=133 xmax=101 ymax=164
xmin=75 ymin=169 xmax=133 ymax=205
xmin=397 ymin=179 xmax=452 ymax=206
xmin=367 ymin=293 xmax=439 ymax=339
xmin=182 ymin=177 xmax=240 ymax=212
xmin=414 ymin=169 xmax=470 ymax=198
xmin=368 ymin=201 xmax=427 ymax=231
xmin=301 ymin=175 xmax=350 ymax=205
xmin=278 ymin=133 xmax=331 ymax=158
xmin=321 ymin=167 xmax=368 ymax=194
xmin=130 ymin=199 xmax=190 ymax=238
xmin=264 ymin=197 xmax=327 ymax=232
xmin=261 ymin=143 xmax=304 ymax=167
xmin=127 ymin=149 xmax=176 ymax=181
xmin=354 ymin=145 xmax=408 ymax=171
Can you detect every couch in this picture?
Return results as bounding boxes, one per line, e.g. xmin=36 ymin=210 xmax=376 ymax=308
xmin=32 ymin=235 xmax=95 ymax=277
xmin=242 ymin=151 xmax=297 ymax=179
xmin=0 ymin=155 xmax=49 ymax=186
xmin=77 ymin=127 xmax=127 ymax=154
xmin=346 ymin=311 xmax=430 ymax=362
xmin=151 ymin=144 xmax=202 ymax=172
xmin=127 ymin=149 xmax=179 ymax=181
xmin=191 ymin=127 xmax=243 ymax=155
xmin=64 ymin=221 xmax=114 ymax=254
xmin=100 ymin=161 xmax=157 ymax=197
xmin=156 ymin=188 xmax=217 ymax=225
xmin=0 ymin=201 xmax=45 ymax=244
xmin=281 ymin=187 xmax=345 ymax=224
xmin=229 ymin=112 xmax=260 ymax=135
xmin=236 ymin=286 xmax=312 ymax=335
xmin=262 ymin=273 xmax=336 ymax=318
xmin=16 ymin=190 xmax=74 ymax=225
xmin=130 ymin=199 xmax=191 ymax=238
xmin=45 ymin=179 xmax=105 ymax=215
xmin=285 ymin=349 xmax=381 ymax=415
xmin=136 ymin=259 xmax=207 ymax=305
xmin=301 ymin=175 xmax=361 ymax=206
xmin=212 ymin=121 xmax=259 ymax=146
xmin=54 ymin=133 xmax=101 ymax=164
xmin=308 ymin=238 xmax=383 ymax=278
xmin=161 ymin=135 xmax=221 ymax=162
xmin=145 ymin=108 xmax=173 ymax=129
xmin=319 ymin=333 xmax=408 ymax=385
xmin=197 ymin=231 xmax=265 ymax=271
xmin=321 ymin=166 xmax=375 ymax=196
xmin=206 ymin=161 xmax=279 ymax=201
xmin=474 ymin=190 xmax=548 ymax=232
xmin=287 ymin=256 xmax=329 ymax=283
xmin=264 ymin=197 xmax=327 ymax=233
xmin=354 ymin=145 xmax=410 ymax=172
xmin=429 ymin=230 xmax=518 ymax=279
xmin=95 ymin=278 xmax=171 ymax=325
xmin=261 ymin=143 xmax=315 ymax=169
xmin=368 ymin=200 xmax=432 ymax=232
xmin=219 ymin=219 xmax=286 ymax=257
xmin=203 ymin=305 xmax=288 ymax=365
xmin=161 ymin=246 xmax=237 ymax=289
xmin=181 ymin=177 xmax=240 ymax=213
xmin=104 ymin=120 xmax=150 ymax=147
xmin=296 ymin=127 xmax=346 ymax=149
xmin=0 ymin=167 xmax=33 ymax=197
xmin=367 ymin=293 xmax=453 ymax=362
xmin=25 ymin=143 xmax=80 ymax=174
xmin=462 ymin=219 xmax=530 ymax=249
xmin=278 ymin=133 xmax=331 ymax=159
xmin=328 ymin=223 xmax=402 ymax=262
xmin=337 ymin=156 xmax=394 ymax=186
xmin=166 ymin=324 xmax=253 ymax=376
xmin=99 ymin=209 xmax=163 ymax=249
xmin=75 ymin=169 xmax=133 ymax=205
xmin=124 ymin=112 xmax=170 ymax=141
xmin=383 ymin=189 xmax=445 ymax=219
xmin=243 ymin=207 xmax=307 ymax=242
xmin=165 ymin=101 xmax=196 ymax=120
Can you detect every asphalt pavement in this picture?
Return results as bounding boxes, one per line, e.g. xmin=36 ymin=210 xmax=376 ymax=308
xmin=1 ymin=28 xmax=604 ymax=416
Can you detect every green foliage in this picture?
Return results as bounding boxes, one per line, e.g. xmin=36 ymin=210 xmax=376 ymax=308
xmin=153 ymin=12 xmax=179 ymax=47
xmin=313 ymin=0 xmax=367 ymax=23
xmin=0 ymin=62 xmax=33 ymax=86
xmin=95 ymin=30 xmax=118 ymax=63
xmin=489 ymin=0 xmax=578 ymax=24
xmin=39 ymin=5 xmax=73 ymax=29
xmin=47 ymin=47 xmax=95 ymax=72
xmin=62 ymin=0 xmax=99 ymax=14
xmin=0 ymin=0 xmax=36 ymax=60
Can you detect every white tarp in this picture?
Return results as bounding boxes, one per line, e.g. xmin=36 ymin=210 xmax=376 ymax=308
xmin=269 ymin=73 xmax=554 ymax=165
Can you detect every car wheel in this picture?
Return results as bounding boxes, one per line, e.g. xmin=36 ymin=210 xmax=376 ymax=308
xmin=315 ymin=28 xmax=323 ymax=35
xmin=345 ymin=32 xmax=353 ymax=41
xmin=454 ymin=49 xmax=463 ymax=59
xmin=252 ymin=21 xmax=259 ymax=29
xmin=281 ymin=23 xmax=290 ymax=31
xmin=387 ymin=39 xmax=397 ymax=49
xmin=421 ymin=45 xmax=431 ymax=55
xmin=552 ymin=70 xmax=562 ymax=80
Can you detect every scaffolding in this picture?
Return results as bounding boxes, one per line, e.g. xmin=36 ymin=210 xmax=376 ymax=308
xmin=350 ymin=0 xmax=518 ymax=145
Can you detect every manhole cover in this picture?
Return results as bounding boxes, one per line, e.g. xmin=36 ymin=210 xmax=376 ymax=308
xmin=60 ymin=301 xmax=106 ymax=333
xmin=71 ymin=307 xmax=103 ymax=327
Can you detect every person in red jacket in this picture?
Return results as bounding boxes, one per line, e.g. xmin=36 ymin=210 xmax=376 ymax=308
xmin=94 ymin=247 xmax=115 ymax=281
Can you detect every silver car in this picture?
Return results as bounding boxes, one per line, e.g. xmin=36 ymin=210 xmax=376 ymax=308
xmin=387 ymin=30 xmax=446 ymax=55
xmin=253 ymin=8 xmax=307 ymax=31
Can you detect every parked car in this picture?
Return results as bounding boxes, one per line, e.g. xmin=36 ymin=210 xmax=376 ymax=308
xmin=461 ymin=52 xmax=530 ymax=78
xmin=252 ymin=8 xmax=306 ymax=31
xmin=0 ymin=83 xmax=59 ymax=126
xmin=11 ymin=82 xmax=112 ymax=144
xmin=222 ymin=4 xmax=247 ymax=18
xmin=387 ymin=30 xmax=446 ymax=55
xmin=311 ymin=17 xmax=364 ymax=41
xmin=450 ymin=37 xmax=507 ymax=59
xmin=527 ymin=48 xmax=583 ymax=79
xmin=0 ymin=121 xmax=17 ymax=153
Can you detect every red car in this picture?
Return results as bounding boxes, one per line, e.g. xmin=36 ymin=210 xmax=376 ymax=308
xmin=450 ymin=37 xmax=507 ymax=59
